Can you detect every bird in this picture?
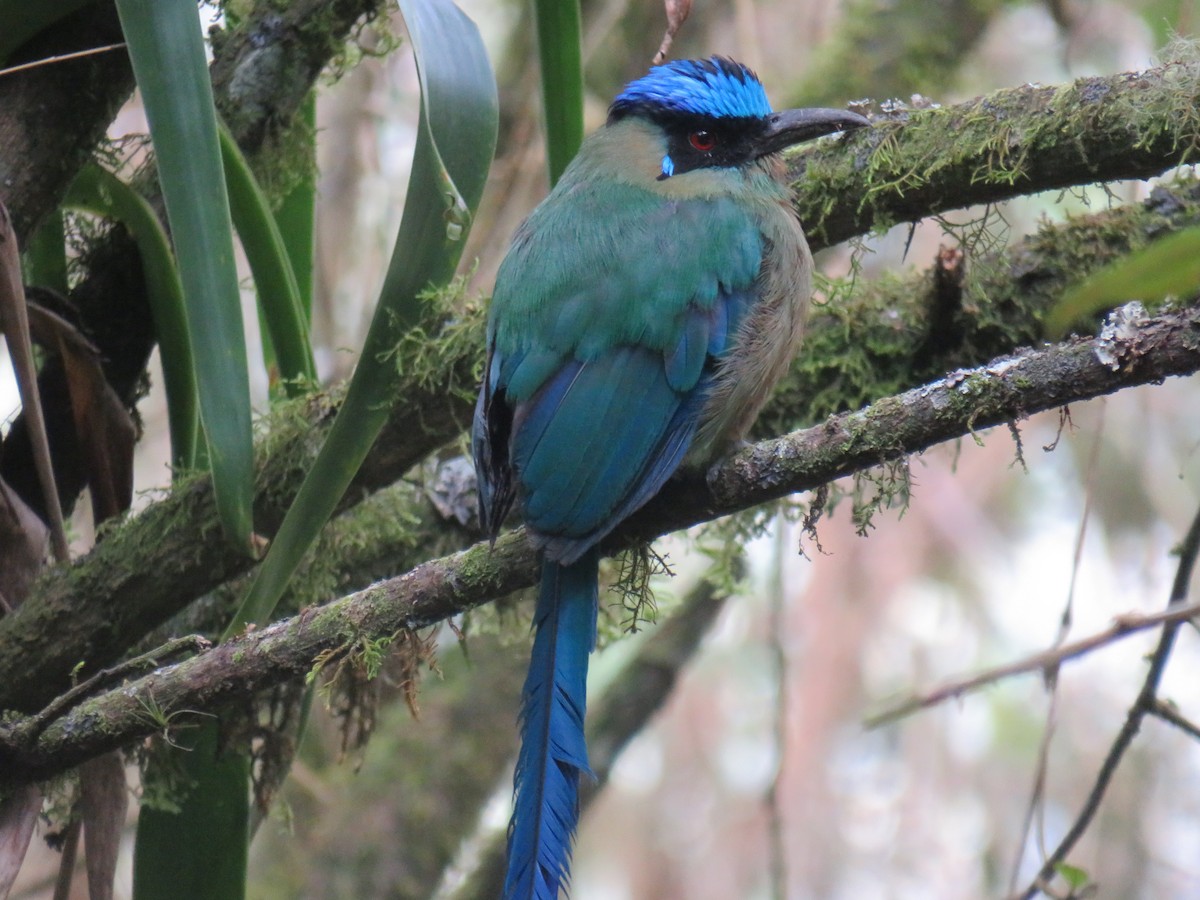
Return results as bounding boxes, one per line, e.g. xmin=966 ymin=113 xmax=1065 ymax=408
xmin=473 ymin=56 xmax=868 ymax=899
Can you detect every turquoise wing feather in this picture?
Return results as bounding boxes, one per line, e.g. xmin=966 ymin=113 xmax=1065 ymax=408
xmin=477 ymin=178 xmax=764 ymax=560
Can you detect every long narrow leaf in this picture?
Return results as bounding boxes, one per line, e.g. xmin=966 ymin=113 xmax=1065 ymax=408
xmin=132 ymin=721 xmax=250 ymax=900
xmin=273 ymin=93 xmax=317 ymax=325
xmin=0 ymin=786 xmax=41 ymax=896
xmin=115 ymin=0 xmax=255 ymax=552
xmin=116 ymin=5 xmax=255 ymax=898
xmin=226 ymin=0 xmax=498 ymax=637
xmin=219 ymin=122 xmax=316 ymax=393
xmin=533 ymin=0 xmax=583 ymax=186
xmin=0 ymin=203 xmax=69 ymax=561
xmin=64 ymin=165 xmax=198 ymax=470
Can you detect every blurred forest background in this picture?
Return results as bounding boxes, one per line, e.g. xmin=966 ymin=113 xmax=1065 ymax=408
xmin=6 ymin=0 xmax=1200 ymax=897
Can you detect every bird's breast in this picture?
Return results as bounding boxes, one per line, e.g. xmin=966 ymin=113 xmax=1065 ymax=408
xmin=687 ymin=198 xmax=812 ymax=464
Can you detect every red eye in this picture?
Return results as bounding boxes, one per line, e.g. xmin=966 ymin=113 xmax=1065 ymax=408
xmin=688 ymin=130 xmax=716 ymax=152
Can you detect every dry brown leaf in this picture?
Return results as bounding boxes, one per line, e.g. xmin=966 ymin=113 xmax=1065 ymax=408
xmin=79 ymin=754 xmax=127 ymax=900
xmin=653 ymin=0 xmax=693 ymax=65
xmin=0 ymin=202 xmax=69 ymax=559
xmin=0 ymin=786 xmax=42 ymax=898
xmin=27 ymin=303 xmax=136 ymax=525
xmin=0 ymin=478 xmax=49 ymax=613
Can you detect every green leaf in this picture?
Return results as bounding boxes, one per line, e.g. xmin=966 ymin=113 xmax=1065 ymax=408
xmin=225 ymin=0 xmax=498 ymax=637
xmin=132 ymin=720 xmax=250 ymax=900
xmin=1053 ymin=861 xmax=1091 ymax=889
xmin=219 ymin=121 xmax=316 ymax=393
xmin=64 ymin=165 xmax=199 ymax=470
xmin=115 ymin=0 xmax=255 ymax=552
xmin=533 ymin=0 xmax=583 ymax=186
xmin=21 ymin=209 xmax=67 ymax=294
xmin=273 ymin=93 xmax=317 ymax=325
xmin=1046 ymin=227 xmax=1200 ymax=337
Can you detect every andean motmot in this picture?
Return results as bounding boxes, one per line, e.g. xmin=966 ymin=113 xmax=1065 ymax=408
xmin=473 ymin=56 xmax=869 ymax=899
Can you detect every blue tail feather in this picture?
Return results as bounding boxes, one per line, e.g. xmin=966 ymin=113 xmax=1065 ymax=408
xmin=505 ymin=549 xmax=599 ymax=900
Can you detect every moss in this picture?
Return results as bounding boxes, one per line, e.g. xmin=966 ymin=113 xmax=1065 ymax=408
xmin=764 ymin=173 xmax=1200 ymax=442
xmin=1115 ymin=40 xmax=1200 ymax=162
xmin=792 ymin=44 xmax=1200 ymax=250
xmin=306 ymin=626 xmax=438 ymax=759
xmin=609 ymin=546 xmax=670 ymax=635
xmin=383 ymin=275 xmax=486 ymax=400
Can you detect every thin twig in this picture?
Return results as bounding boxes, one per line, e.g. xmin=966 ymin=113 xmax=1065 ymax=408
xmin=865 ymin=597 xmax=1200 ymax=729
xmin=0 ymin=43 xmax=127 ymax=79
xmin=766 ymin=523 xmax=789 ymax=900
xmin=1008 ymin=406 xmax=1105 ymax=894
xmin=651 ymin=0 xmax=692 ymax=65
xmin=1147 ymin=699 xmax=1200 ymax=743
xmin=1016 ymin=503 xmax=1200 ymax=899
xmin=12 ymin=635 xmax=210 ymax=744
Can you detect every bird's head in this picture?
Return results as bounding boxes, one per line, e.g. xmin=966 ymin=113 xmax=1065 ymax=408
xmin=608 ymin=56 xmax=868 ymax=181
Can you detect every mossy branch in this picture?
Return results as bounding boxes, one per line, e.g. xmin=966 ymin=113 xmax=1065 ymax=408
xmin=4 ymin=301 xmax=1200 ymax=787
xmin=0 ymin=311 xmax=481 ymax=714
xmin=792 ymin=52 xmax=1200 ymax=249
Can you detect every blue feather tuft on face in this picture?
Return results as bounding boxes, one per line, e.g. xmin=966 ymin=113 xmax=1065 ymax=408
xmin=610 ymin=56 xmax=771 ymax=122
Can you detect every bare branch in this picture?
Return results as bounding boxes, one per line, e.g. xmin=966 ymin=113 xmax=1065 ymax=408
xmin=1017 ymin=502 xmax=1200 ymax=899
xmin=1147 ymin=699 xmax=1200 ymax=743
xmin=865 ymin=598 xmax=1200 ymax=728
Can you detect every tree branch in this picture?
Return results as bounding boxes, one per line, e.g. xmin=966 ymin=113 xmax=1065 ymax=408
xmin=863 ymin=597 xmax=1200 ymax=728
xmin=1 ymin=58 xmax=1197 ymax=714
xmin=791 ymin=52 xmax=1200 ymax=249
xmin=0 ymin=3 xmax=134 ymax=243
xmin=4 ymin=301 xmax=1200 ymax=786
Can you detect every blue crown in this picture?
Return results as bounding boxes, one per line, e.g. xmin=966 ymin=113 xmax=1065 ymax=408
xmin=610 ymin=57 xmax=772 ymax=121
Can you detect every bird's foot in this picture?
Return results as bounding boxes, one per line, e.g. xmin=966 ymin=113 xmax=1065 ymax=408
xmin=704 ymin=439 xmax=752 ymax=489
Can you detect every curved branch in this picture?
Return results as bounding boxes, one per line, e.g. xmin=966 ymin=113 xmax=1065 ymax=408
xmin=4 ymin=301 xmax=1200 ymax=786
xmin=792 ymin=54 xmax=1200 ymax=249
